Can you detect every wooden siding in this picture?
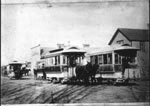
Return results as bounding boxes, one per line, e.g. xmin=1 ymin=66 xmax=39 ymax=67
xmin=132 ymin=41 xmax=150 ymax=79
xmin=111 ymin=32 xmax=131 ymax=45
xmin=109 ymin=32 xmax=149 ymax=80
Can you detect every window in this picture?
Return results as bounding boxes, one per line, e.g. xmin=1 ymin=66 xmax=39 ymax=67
xmin=63 ymin=56 xmax=65 ymax=64
xmin=79 ymin=57 xmax=81 ymax=64
xmin=90 ymin=56 xmax=94 ymax=64
xmin=118 ymin=55 xmax=122 ymax=64
xmin=92 ymin=56 xmax=95 ymax=64
xmin=46 ymin=59 xmax=48 ymax=66
xmin=47 ymin=58 xmax=49 ymax=66
xmin=107 ymin=54 xmax=112 ymax=64
xmin=76 ymin=57 xmax=82 ymax=64
xmin=53 ymin=56 xmax=60 ymax=65
xmin=115 ymin=54 xmax=119 ymax=64
xmin=90 ymin=56 xmax=93 ymax=64
xmin=40 ymin=49 xmax=44 ymax=55
xmin=63 ymin=55 xmax=68 ymax=64
xmin=52 ymin=57 xmax=55 ymax=65
xmin=140 ymin=42 xmax=145 ymax=52
xmin=95 ymin=56 xmax=98 ymax=64
xmin=50 ymin=58 xmax=53 ymax=65
xmin=55 ymin=56 xmax=57 ymax=65
xmin=116 ymin=40 xmax=124 ymax=44
xmin=98 ymin=55 xmax=103 ymax=64
xmin=103 ymin=54 xmax=107 ymax=64
xmin=58 ymin=56 xmax=60 ymax=64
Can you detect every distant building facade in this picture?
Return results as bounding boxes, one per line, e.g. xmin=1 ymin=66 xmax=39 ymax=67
xmin=108 ymin=28 xmax=149 ymax=79
xmin=30 ymin=44 xmax=54 ymax=75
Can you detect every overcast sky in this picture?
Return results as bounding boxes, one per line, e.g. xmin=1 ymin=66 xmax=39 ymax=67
xmin=1 ymin=0 xmax=149 ymax=65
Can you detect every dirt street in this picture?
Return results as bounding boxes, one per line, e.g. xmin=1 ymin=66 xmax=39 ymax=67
xmin=1 ymin=76 xmax=149 ymax=104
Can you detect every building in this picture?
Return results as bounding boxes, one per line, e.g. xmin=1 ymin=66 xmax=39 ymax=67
xmin=30 ymin=44 xmax=55 ymax=75
xmin=108 ymin=28 xmax=149 ymax=79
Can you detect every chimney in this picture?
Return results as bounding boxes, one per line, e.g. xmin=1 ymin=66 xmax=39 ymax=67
xmin=57 ymin=43 xmax=65 ymax=49
xmin=68 ymin=41 xmax=70 ymax=46
xmin=83 ymin=44 xmax=90 ymax=48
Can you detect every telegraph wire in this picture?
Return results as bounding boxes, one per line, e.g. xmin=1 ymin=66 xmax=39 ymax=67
xmin=1 ymin=0 xmax=143 ymax=5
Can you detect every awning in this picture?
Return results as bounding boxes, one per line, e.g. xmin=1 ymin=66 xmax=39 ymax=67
xmin=114 ymin=46 xmax=140 ymax=57
xmin=113 ymin=45 xmax=139 ymax=51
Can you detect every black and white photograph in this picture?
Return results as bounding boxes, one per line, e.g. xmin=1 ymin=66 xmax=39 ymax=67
xmin=1 ymin=0 xmax=149 ymax=106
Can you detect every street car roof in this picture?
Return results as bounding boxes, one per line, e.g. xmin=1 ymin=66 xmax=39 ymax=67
xmin=89 ymin=45 xmax=139 ymax=56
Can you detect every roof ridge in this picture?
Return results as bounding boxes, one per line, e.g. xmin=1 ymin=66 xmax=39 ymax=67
xmin=108 ymin=28 xmax=149 ymax=45
xmin=118 ymin=28 xmax=149 ymax=30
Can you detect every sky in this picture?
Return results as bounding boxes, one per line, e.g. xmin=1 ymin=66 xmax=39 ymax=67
xmin=1 ymin=0 xmax=149 ymax=65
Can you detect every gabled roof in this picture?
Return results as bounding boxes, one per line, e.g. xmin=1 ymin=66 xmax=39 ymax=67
xmin=40 ymin=47 xmax=55 ymax=57
xmin=108 ymin=28 xmax=149 ymax=45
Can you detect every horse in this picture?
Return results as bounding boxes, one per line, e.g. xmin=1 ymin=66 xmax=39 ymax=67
xmin=76 ymin=66 xmax=89 ymax=84
xmin=85 ymin=62 xmax=93 ymax=84
xmin=91 ymin=63 xmax=99 ymax=84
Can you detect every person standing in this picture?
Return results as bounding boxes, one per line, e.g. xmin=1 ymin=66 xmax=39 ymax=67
xmin=92 ymin=63 xmax=99 ymax=84
xmin=34 ymin=68 xmax=37 ymax=80
xmin=86 ymin=62 xmax=92 ymax=84
xmin=42 ymin=64 xmax=46 ymax=80
xmin=122 ymin=57 xmax=129 ymax=78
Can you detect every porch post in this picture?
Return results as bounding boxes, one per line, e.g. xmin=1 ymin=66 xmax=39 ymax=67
xmin=112 ymin=51 xmax=115 ymax=72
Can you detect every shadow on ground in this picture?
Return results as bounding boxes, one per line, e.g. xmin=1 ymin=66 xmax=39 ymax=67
xmin=43 ymin=84 xmax=107 ymax=103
